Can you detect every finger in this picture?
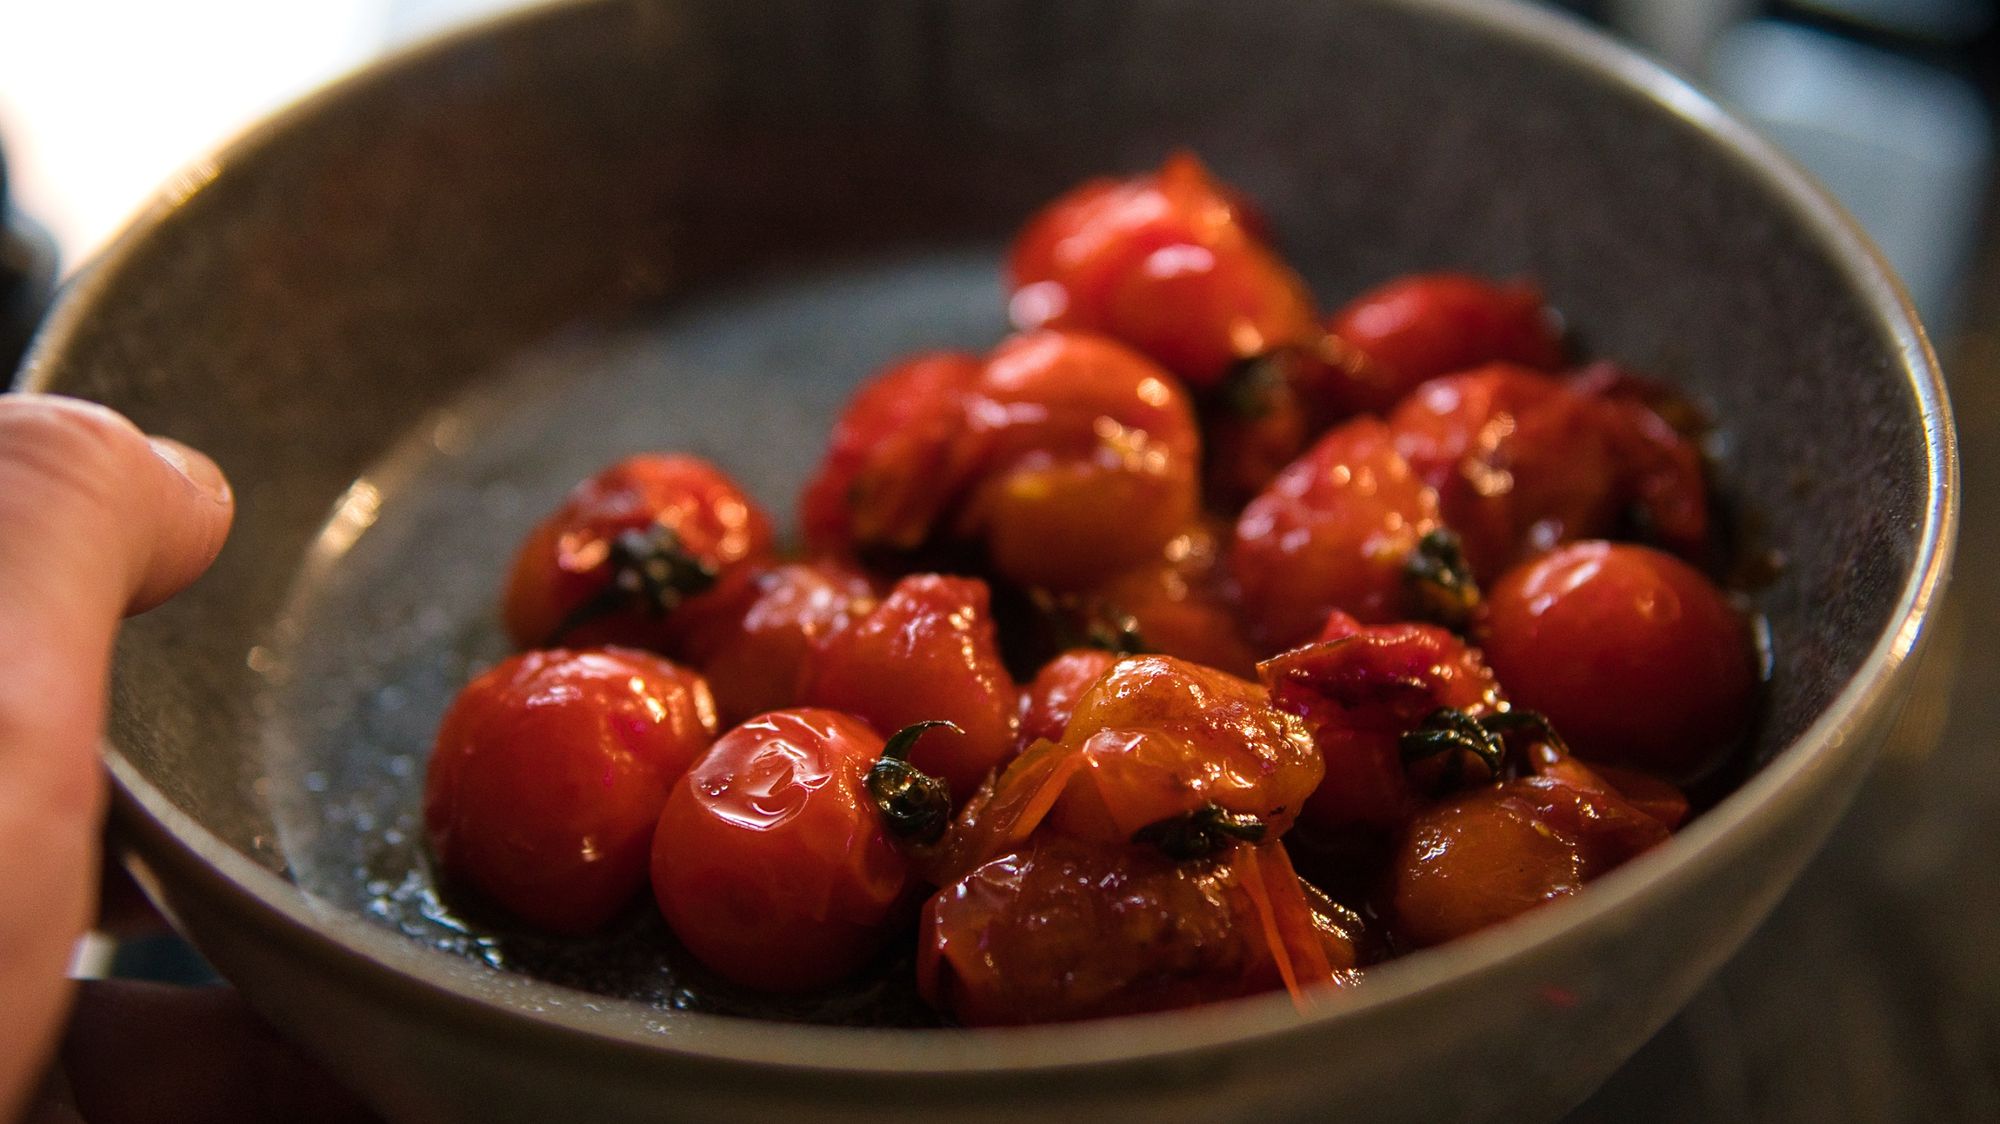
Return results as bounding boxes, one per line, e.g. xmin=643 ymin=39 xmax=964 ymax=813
xmin=0 ymin=394 xmax=234 ymax=1120
xmin=52 ymin=980 xmax=380 ymax=1124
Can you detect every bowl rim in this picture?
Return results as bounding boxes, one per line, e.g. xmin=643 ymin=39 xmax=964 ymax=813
xmin=25 ymin=0 xmax=1958 ymax=1079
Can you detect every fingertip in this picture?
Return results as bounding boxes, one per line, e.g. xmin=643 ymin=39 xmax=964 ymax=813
xmin=0 ymin=393 xmax=235 ymax=615
xmin=129 ymin=436 xmax=234 ymax=614
xmin=145 ymin=436 xmax=233 ymax=511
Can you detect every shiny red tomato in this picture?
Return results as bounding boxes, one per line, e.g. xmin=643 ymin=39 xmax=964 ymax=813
xmin=651 ymin=709 xmax=937 ymax=993
xmin=947 ymin=655 xmax=1320 ymax=876
xmin=1480 ymin=541 xmax=1756 ymax=779
xmin=1230 ymin=416 xmax=1442 ymax=651
xmin=1008 ymin=152 xmax=1320 ymax=389
xmin=424 ymin=648 xmax=719 ymax=935
xmin=678 ymin=561 xmax=878 ymax=727
xmin=1259 ymin=610 xmax=1501 ymax=835
xmin=959 ymin=330 xmax=1201 ymax=590
xmin=799 ymin=352 xmax=985 ymax=556
xmin=798 ymin=574 xmax=1019 ymax=803
xmin=1328 ymin=272 xmax=1563 ymax=413
xmin=502 ymin=454 xmax=775 ymax=652
xmin=919 ymin=836 xmax=1354 ymax=1025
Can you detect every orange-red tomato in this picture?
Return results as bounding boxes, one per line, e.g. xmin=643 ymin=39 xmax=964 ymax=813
xmin=1087 ymin=521 xmax=1259 ymax=678
xmin=948 ymin=656 xmax=1321 ymax=875
xmin=678 ymin=561 xmax=878 ymax=727
xmin=424 ymin=648 xmax=719 ymax=935
xmin=1008 ymin=152 xmax=1320 ymax=390
xmin=1387 ymin=767 xmax=1675 ymax=949
xmin=919 ymin=836 xmax=1354 ymax=1026
xmin=1230 ymin=417 xmax=1442 ymax=651
xmin=502 ymin=454 xmax=774 ymax=652
xmin=1328 ymin=272 xmax=1563 ymax=413
xmin=651 ymin=709 xmax=917 ymax=992
xmin=959 ymin=330 xmax=1201 ymax=590
xmin=800 ymin=352 xmax=984 ymax=556
xmin=1017 ymin=649 xmax=1118 ymax=751
xmin=1259 ymin=610 xmax=1500 ymax=835
xmin=798 ymin=574 xmax=1018 ymax=804
xmin=1480 ymin=541 xmax=1756 ymax=779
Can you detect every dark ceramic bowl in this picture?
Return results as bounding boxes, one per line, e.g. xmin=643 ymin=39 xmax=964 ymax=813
xmin=18 ymin=0 xmax=1955 ymax=1120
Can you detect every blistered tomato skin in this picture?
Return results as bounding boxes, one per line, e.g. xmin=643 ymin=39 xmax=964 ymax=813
xmin=1328 ymin=273 xmax=1563 ymax=413
xmin=651 ymin=709 xmax=914 ymax=993
xmin=1389 ymin=365 xmax=1710 ymax=578
xmin=919 ymin=837 xmax=1349 ymax=1026
xmin=799 ymin=352 xmax=985 ymax=556
xmin=678 ymin=561 xmax=878 ymax=727
xmin=962 ymin=330 xmax=1203 ymax=590
xmin=424 ymin=649 xmax=720 ymax=935
xmin=1230 ymin=416 xmax=1442 ymax=652
xmin=1259 ymin=610 xmax=1500 ymax=835
xmin=502 ymin=454 xmax=775 ymax=652
xmin=1007 ymin=152 xmax=1320 ymax=389
xmin=799 ymin=574 xmax=1019 ymax=803
xmin=1480 ymin=541 xmax=1756 ymax=780
xmin=950 ymin=656 xmax=1321 ymax=875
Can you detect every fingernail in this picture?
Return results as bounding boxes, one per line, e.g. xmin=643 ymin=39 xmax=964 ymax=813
xmin=148 ymin=436 xmax=233 ymax=507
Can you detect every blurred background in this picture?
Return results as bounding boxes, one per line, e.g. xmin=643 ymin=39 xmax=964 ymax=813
xmin=3 ymin=0 xmax=1996 ymax=1119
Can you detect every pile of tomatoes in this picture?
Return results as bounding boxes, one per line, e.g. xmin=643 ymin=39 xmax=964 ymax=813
xmin=422 ymin=153 xmax=1759 ymax=1025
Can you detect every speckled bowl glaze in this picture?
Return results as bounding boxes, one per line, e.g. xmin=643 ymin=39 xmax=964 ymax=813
xmin=18 ymin=0 xmax=1954 ymax=1120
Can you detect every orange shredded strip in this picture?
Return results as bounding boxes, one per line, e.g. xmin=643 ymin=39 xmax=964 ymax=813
xmin=1234 ymin=844 xmax=1310 ymax=1012
xmin=1261 ymin=843 xmax=1336 ymax=984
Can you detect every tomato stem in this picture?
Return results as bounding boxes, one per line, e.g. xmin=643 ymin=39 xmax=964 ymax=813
xmin=1217 ymin=351 xmax=1290 ymax=421
xmin=1398 ymin=705 xmax=1569 ymax=794
xmin=1399 ymin=707 xmax=1505 ymax=792
xmin=547 ymin=524 xmax=719 ymax=644
xmin=868 ymin=721 xmax=959 ymax=845
xmin=1132 ymin=803 xmax=1268 ymax=861
xmin=1403 ymin=528 xmax=1481 ymax=631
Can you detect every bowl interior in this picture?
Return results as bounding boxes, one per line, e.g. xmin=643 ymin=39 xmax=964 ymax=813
xmin=29 ymin=0 xmax=1938 ymax=1041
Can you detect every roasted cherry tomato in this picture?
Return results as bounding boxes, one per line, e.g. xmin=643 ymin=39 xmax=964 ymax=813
xmin=1008 ymin=152 xmax=1320 ymax=390
xmin=1230 ymin=416 xmax=1443 ymax=651
xmin=919 ymin=836 xmax=1353 ymax=1025
xmin=800 ymin=352 xmax=984 ymax=557
xmin=1017 ymin=648 xmax=1118 ymax=751
xmin=1067 ymin=520 xmax=1259 ymax=679
xmin=678 ymin=561 xmax=878 ymax=727
xmin=1259 ymin=610 xmax=1501 ymax=835
xmin=1200 ymin=346 xmax=1363 ymax=510
xmin=502 ymin=454 xmax=775 ymax=652
xmin=1327 ymin=272 xmax=1563 ymax=413
xmin=799 ymin=574 xmax=1019 ymax=803
xmin=1480 ymin=541 xmax=1756 ymax=779
xmin=802 ymin=332 xmax=1200 ymax=593
xmin=946 ymin=655 xmax=1320 ymax=875
xmin=651 ymin=709 xmax=947 ymax=993
xmin=959 ymin=330 xmax=1201 ymax=590
xmin=1389 ymin=365 xmax=1709 ymax=578
xmin=1387 ymin=764 xmax=1675 ymax=949
xmin=424 ymin=648 xmax=719 ymax=935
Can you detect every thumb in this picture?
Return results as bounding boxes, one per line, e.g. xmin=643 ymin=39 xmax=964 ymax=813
xmin=0 ymin=393 xmax=234 ymax=1120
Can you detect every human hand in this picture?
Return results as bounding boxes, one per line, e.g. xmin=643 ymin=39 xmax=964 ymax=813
xmin=0 ymin=394 xmax=371 ymax=1122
